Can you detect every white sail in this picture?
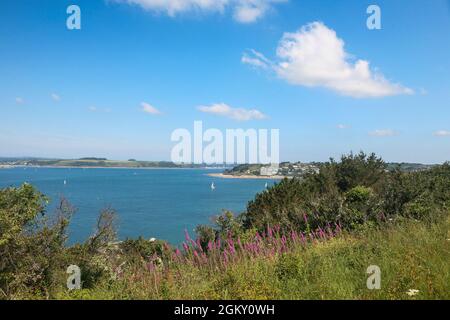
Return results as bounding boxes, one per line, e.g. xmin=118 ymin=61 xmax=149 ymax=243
xmin=211 ymin=182 xmax=215 ymax=190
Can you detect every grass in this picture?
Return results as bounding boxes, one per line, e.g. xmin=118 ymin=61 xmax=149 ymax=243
xmin=57 ymin=214 xmax=450 ymax=300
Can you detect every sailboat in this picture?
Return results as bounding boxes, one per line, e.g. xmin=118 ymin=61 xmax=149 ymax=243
xmin=211 ymin=182 xmax=216 ymax=191
xmin=265 ymin=182 xmax=268 ymax=189
xmin=63 ymin=180 xmax=67 ymax=186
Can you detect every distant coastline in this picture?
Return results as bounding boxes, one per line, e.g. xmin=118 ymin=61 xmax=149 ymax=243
xmin=0 ymin=158 xmax=232 ymax=170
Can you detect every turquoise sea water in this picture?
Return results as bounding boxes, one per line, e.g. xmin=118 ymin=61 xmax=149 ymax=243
xmin=0 ymin=167 xmax=276 ymax=245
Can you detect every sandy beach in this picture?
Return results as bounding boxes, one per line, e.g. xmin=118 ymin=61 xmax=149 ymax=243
xmin=207 ymin=173 xmax=286 ymax=180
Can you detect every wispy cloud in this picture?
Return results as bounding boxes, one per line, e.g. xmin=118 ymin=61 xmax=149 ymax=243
xmin=141 ymin=102 xmax=162 ymax=115
xmin=433 ymin=130 xmax=450 ymax=137
xmin=112 ymin=0 xmax=287 ymax=23
xmin=419 ymin=88 xmax=428 ymax=95
xmin=369 ymin=129 xmax=398 ymax=137
xmin=243 ymin=22 xmax=413 ymax=98
xmin=197 ymin=103 xmax=267 ymax=121
xmin=15 ymin=97 xmax=24 ymax=104
xmin=89 ymin=106 xmax=111 ymax=113
xmin=241 ymin=49 xmax=272 ymax=69
xmin=51 ymin=93 xmax=61 ymax=102
xmin=337 ymin=124 xmax=350 ymax=129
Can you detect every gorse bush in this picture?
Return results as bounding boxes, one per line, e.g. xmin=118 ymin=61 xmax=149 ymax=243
xmin=244 ymin=152 xmax=450 ymax=234
xmin=244 ymin=152 xmax=389 ymax=232
xmin=0 ymin=152 xmax=449 ymax=300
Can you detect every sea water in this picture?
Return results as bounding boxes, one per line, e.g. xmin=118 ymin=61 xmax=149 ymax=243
xmin=0 ymin=167 xmax=276 ymax=245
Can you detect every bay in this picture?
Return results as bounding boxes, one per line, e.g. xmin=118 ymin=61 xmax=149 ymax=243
xmin=0 ymin=167 xmax=276 ymax=245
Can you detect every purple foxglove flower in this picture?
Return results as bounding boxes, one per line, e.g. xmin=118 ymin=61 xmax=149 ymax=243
xmin=184 ymin=229 xmax=191 ymax=242
xmin=207 ymin=241 xmax=213 ymax=252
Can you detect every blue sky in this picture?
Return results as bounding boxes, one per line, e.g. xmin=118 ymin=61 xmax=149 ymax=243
xmin=0 ymin=0 xmax=449 ymax=163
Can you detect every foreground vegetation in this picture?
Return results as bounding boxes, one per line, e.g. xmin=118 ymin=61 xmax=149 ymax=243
xmin=59 ymin=215 xmax=450 ymax=300
xmin=0 ymin=152 xmax=449 ymax=300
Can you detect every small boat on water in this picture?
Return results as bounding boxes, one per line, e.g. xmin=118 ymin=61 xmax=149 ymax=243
xmin=211 ymin=182 xmax=216 ymax=191
xmin=265 ymin=182 xmax=269 ymax=188
xmin=64 ymin=180 xmax=67 ymax=185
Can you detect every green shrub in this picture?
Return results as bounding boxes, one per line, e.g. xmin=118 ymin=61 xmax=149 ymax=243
xmin=243 ymin=153 xmax=450 ymax=234
xmin=0 ymin=184 xmax=72 ymax=298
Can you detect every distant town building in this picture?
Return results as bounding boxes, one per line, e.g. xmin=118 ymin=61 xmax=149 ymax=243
xmin=260 ymin=164 xmax=280 ymax=176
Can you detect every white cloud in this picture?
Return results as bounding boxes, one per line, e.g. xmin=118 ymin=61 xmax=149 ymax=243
xmin=113 ymin=0 xmax=226 ymax=16
xmin=433 ymin=130 xmax=450 ymax=137
xmin=112 ymin=0 xmax=286 ymax=23
xmin=234 ymin=3 xmax=266 ymax=23
xmin=243 ymin=22 xmax=413 ymax=98
xmin=369 ymin=129 xmax=398 ymax=137
xmin=337 ymin=124 xmax=350 ymax=129
xmin=15 ymin=97 xmax=24 ymax=104
xmin=233 ymin=0 xmax=286 ymax=24
xmin=141 ymin=102 xmax=162 ymax=115
xmin=51 ymin=93 xmax=61 ymax=102
xmin=197 ymin=103 xmax=267 ymax=121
